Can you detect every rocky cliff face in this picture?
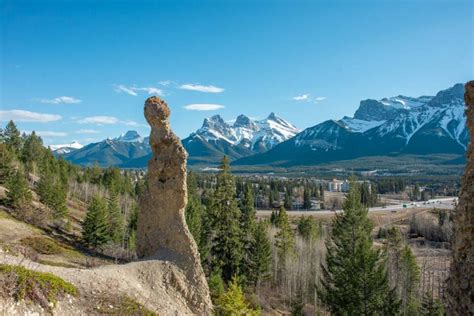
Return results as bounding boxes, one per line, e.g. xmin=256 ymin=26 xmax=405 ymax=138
xmin=447 ymin=81 xmax=474 ymax=314
xmin=137 ymin=96 xmax=212 ymax=314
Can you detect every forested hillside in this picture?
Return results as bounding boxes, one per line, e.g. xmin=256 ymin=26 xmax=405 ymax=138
xmin=0 ymin=120 xmax=450 ymax=314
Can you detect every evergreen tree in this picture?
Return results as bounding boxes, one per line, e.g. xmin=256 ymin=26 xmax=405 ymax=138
xmin=0 ymin=143 xmax=15 ymax=184
xmin=209 ymin=156 xmax=243 ymax=282
xmin=399 ymin=245 xmax=420 ymax=315
xmin=6 ymin=169 xmax=32 ymax=209
xmin=297 ymin=216 xmax=319 ymax=241
xmin=208 ymin=268 xmax=225 ymax=302
xmin=247 ymin=221 xmax=272 ymax=288
xmin=420 ymin=293 xmax=444 ymax=316
xmin=274 ymin=206 xmax=295 ymax=262
xmin=37 ymin=168 xmax=68 ymax=219
xmin=185 ymin=171 xmax=203 ymax=244
xmin=284 ymin=188 xmax=292 ymax=210
xmin=240 ymin=183 xmax=257 ymax=283
xmin=303 ymin=187 xmax=312 ymax=209
xmin=320 ymin=181 xmax=399 ymax=315
xmin=216 ymin=276 xmax=260 ymax=316
xmin=21 ymin=131 xmax=43 ymax=173
xmin=82 ymin=196 xmax=110 ymax=248
xmin=107 ymin=192 xmax=124 ymax=243
xmin=4 ymin=120 xmax=22 ymax=153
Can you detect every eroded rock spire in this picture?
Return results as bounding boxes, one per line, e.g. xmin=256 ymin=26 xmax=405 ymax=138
xmin=137 ymin=96 xmax=212 ymax=314
xmin=447 ymin=81 xmax=474 ymax=314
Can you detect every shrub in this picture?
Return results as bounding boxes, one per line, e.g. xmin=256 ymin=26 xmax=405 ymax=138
xmin=0 ymin=264 xmax=77 ymax=310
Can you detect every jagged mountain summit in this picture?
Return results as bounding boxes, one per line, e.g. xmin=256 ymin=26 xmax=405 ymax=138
xmin=235 ymin=83 xmax=468 ymax=167
xmin=50 ymin=141 xmax=83 ymax=155
xmin=181 ymin=113 xmax=299 ymax=164
xmin=60 ymin=131 xmax=150 ymax=167
xmin=58 ymin=113 xmax=299 ymax=167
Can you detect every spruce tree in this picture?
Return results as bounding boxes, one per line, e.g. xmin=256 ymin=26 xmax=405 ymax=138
xmin=185 ymin=171 xmax=203 ymax=244
xmin=21 ymin=131 xmax=43 ymax=173
xmin=240 ymin=183 xmax=257 ymax=283
xmin=107 ymin=192 xmax=124 ymax=244
xmin=399 ymin=245 xmax=420 ymax=315
xmin=216 ymin=276 xmax=260 ymax=316
xmin=274 ymin=206 xmax=295 ymax=263
xmin=284 ymin=188 xmax=292 ymax=210
xmin=209 ymin=156 xmax=243 ymax=282
xmin=247 ymin=221 xmax=272 ymax=287
xmin=6 ymin=169 xmax=32 ymax=209
xmin=82 ymin=196 xmax=110 ymax=248
xmin=320 ymin=181 xmax=399 ymax=315
xmin=0 ymin=143 xmax=15 ymax=184
xmin=4 ymin=120 xmax=22 ymax=153
xmin=303 ymin=187 xmax=312 ymax=209
xmin=297 ymin=216 xmax=319 ymax=241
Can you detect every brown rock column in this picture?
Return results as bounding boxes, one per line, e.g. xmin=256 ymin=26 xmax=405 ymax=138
xmin=447 ymin=81 xmax=474 ymax=315
xmin=137 ymin=96 xmax=212 ymax=314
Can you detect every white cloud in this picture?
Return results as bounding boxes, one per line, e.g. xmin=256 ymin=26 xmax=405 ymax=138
xmin=77 ymin=116 xmax=119 ymax=125
xmin=114 ymin=85 xmax=138 ymax=96
xmin=179 ymin=84 xmax=224 ymax=93
xmin=292 ymin=94 xmax=310 ymax=101
xmin=0 ymin=110 xmax=62 ymax=122
xmin=36 ymin=131 xmax=68 ymax=137
xmin=315 ymin=97 xmax=327 ymax=101
xmin=114 ymin=84 xmax=163 ymax=96
xmin=75 ymin=129 xmax=100 ymax=134
xmin=158 ymin=80 xmax=173 ymax=86
xmin=122 ymin=120 xmax=148 ymax=127
xmin=40 ymin=96 xmax=82 ymax=104
xmin=183 ymin=104 xmax=225 ymax=111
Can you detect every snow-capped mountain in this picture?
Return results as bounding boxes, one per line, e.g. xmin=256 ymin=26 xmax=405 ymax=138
xmin=235 ymin=83 xmax=468 ymax=167
xmin=50 ymin=141 xmax=83 ymax=155
xmin=115 ymin=130 xmax=144 ymax=143
xmin=181 ymin=113 xmax=299 ymax=164
xmin=60 ymin=131 xmax=150 ymax=167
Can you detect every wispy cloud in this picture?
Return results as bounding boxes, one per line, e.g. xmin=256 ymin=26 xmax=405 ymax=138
xmin=292 ymin=94 xmax=310 ymax=101
xmin=75 ymin=129 xmax=100 ymax=134
xmin=122 ymin=120 xmax=148 ymax=127
xmin=292 ymin=94 xmax=327 ymax=103
xmin=36 ymin=131 xmax=68 ymax=137
xmin=0 ymin=110 xmax=62 ymax=122
xmin=179 ymin=84 xmax=224 ymax=93
xmin=77 ymin=116 xmax=119 ymax=125
xmin=40 ymin=96 xmax=82 ymax=104
xmin=183 ymin=104 xmax=225 ymax=111
xmin=114 ymin=84 xmax=163 ymax=96
xmin=314 ymin=96 xmax=327 ymax=104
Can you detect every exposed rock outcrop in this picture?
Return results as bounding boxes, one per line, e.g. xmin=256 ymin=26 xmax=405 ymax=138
xmin=447 ymin=81 xmax=474 ymax=314
xmin=137 ymin=96 xmax=212 ymax=314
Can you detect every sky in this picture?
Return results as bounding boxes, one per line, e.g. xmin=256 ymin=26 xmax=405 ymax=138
xmin=1 ymin=0 xmax=473 ymax=146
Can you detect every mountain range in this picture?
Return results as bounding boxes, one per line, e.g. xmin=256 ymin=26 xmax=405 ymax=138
xmin=55 ymin=83 xmax=467 ymax=169
xmin=235 ymin=83 xmax=467 ymax=167
xmin=56 ymin=113 xmax=298 ymax=167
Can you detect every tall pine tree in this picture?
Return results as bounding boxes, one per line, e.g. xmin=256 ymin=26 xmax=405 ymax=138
xmin=6 ymin=168 xmax=32 ymax=209
xmin=209 ymin=156 xmax=243 ymax=282
xmin=320 ymin=181 xmax=399 ymax=315
xmin=82 ymin=196 xmax=110 ymax=248
xmin=185 ymin=171 xmax=203 ymax=244
xmin=247 ymin=221 xmax=272 ymax=287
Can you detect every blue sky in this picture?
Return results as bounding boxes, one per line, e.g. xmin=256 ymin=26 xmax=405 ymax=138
xmin=1 ymin=0 xmax=472 ymax=146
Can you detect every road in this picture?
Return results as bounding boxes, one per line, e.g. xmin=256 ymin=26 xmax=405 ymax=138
xmin=256 ymin=197 xmax=458 ymax=217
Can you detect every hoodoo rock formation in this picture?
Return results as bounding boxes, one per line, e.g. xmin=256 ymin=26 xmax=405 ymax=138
xmin=447 ymin=81 xmax=474 ymax=314
xmin=137 ymin=96 xmax=212 ymax=314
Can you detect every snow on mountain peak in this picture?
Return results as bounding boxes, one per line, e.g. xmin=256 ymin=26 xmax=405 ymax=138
xmin=115 ymin=130 xmax=143 ymax=142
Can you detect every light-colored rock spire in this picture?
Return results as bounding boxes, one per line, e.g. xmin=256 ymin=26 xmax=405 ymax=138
xmin=137 ymin=96 xmax=212 ymax=314
xmin=447 ymin=81 xmax=474 ymax=314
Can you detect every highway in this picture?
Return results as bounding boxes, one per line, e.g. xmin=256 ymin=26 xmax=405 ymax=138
xmin=256 ymin=197 xmax=458 ymax=217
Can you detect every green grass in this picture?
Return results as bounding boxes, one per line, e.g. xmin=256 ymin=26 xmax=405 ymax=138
xmin=0 ymin=264 xmax=77 ymax=309
xmin=95 ymin=295 xmax=156 ymax=315
xmin=20 ymin=236 xmax=63 ymax=255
